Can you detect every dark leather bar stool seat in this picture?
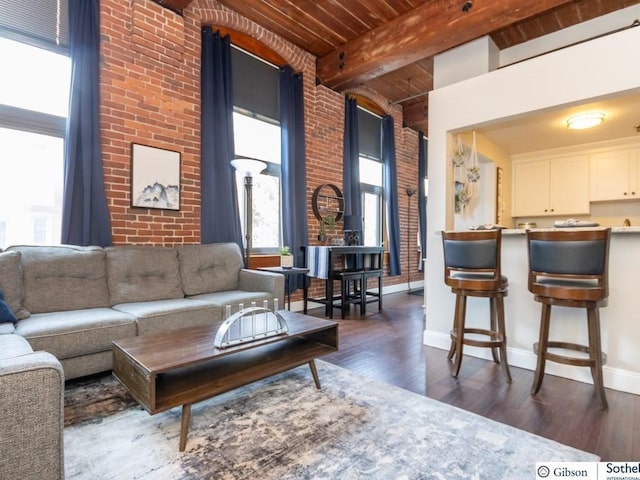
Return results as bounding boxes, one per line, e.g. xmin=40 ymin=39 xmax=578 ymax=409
xmin=526 ymin=228 xmax=611 ymax=409
xmin=441 ymin=229 xmax=511 ymax=381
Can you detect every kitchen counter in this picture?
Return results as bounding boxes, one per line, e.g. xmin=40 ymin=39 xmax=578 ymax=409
xmin=502 ymin=226 xmax=640 ymax=234
xmin=424 ymin=227 xmax=640 ymax=395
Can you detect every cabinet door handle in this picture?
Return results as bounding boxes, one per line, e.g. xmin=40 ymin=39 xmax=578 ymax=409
xmin=624 ymin=192 xmax=628 ymax=196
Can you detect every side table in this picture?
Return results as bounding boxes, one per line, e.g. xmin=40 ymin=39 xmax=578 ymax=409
xmin=257 ymin=266 xmax=309 ymax=311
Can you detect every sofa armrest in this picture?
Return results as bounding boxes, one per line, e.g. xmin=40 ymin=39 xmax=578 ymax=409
xmin=0 ymin=351 xmax=65 ymax=480
xmin=238 ymin=269 xmax=285 ymax=308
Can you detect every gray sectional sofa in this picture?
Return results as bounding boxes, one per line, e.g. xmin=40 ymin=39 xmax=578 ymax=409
xmin=0 ymin=242 xmax=284 ymax=380
xmin=0 ymin=334 xmax=64 ymax=480
xmin=0 ymin=242 xmax=284 ymax=479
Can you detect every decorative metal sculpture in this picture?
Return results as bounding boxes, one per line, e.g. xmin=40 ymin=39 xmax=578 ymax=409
xmin=214 ymin=301 xmax=288 ymax=349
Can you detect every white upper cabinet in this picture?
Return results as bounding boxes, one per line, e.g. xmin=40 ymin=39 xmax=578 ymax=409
xmin=590 ymin=148 xmax=640 ymax=201
xmin=512 ymin=155 xmax=590 ymax=217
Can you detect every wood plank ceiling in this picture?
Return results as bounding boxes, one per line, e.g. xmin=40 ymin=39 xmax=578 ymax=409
xmin=156 ymin=0 xmax=640 ymax=134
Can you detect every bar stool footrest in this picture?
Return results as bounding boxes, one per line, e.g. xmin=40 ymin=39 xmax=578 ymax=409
xmin=451 ymin=327 xmax=504 ymax=349
xmin=533 ymin=341 xmax=608 ymax=367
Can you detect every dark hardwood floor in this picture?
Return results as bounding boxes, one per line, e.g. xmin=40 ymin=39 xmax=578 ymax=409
xmin=309 ymin=291 xmax=640 ymax=461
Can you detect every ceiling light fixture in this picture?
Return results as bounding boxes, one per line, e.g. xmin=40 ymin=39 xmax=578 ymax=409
xmin=566 ymin=112 xmax=606 ymax=130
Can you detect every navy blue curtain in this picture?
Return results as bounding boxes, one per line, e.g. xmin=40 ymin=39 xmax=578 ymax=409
xmin=61 ymin=0 xmax=112 ymax=246
xmin=342 ymin=97 xmax=362 ymax=237
xmin=280 ymin=66 xmax=307 ymax=290
xmin=383 ymin=115 xmax=401 ymax=276
xmin=200 ymin=27 xmax=243 ymax=246
xmin=418 ymin=131 xmax=428 ymax=269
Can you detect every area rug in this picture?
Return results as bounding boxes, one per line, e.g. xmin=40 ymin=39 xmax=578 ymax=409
xmin=64 ymin=361 xmax=597 ymax=479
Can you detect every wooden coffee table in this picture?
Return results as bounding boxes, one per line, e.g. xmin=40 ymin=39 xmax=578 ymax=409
xmin=112 ymin=311 xmax=338 ymax=451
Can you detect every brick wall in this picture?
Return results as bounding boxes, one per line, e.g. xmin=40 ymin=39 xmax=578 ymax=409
xmin=99 ymin=0 xmax=420 ymax=296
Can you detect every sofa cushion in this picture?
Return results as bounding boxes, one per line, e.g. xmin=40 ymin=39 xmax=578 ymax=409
xmin=178 ymin=243 xmax=242 ymax=296
xmin=0 ymin=289 xmax=17 ymax=323
xmin=8 ymin=245 xmax=110 ymax=314
xmin=0 ymin=322 xmax=15 ymax=334
xmin=14 ymin=308 xmax=137 ymax=360
xmin=112 ymin=298 xmax=221 ymax=335
xmin=106 ymin=246 xmax=184 ymax=305
xmin=0 ymin=250 xmax=29 ymax=319
xmin=0 ymin=334 xmax=33 ymax=360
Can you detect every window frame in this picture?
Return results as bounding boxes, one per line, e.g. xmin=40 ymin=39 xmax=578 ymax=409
xmin=232 ymin=109 xmax=282 ymax=255
xmin=357 ymin=105 xmax=384 ymax=247
xmin=0 ymin=36 xmax=69 ymax=249
xmin=361 ymin=182 xmax=383 ymax=247
xmin=223 ymin=36 xmax=288 ymax=256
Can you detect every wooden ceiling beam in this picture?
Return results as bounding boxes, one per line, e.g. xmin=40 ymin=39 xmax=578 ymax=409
xmin=317 ymin=0 xmax=575 ymax=90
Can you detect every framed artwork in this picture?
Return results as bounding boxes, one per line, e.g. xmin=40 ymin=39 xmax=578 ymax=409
xmin=131 ymin=143 xmax=180 ymax=210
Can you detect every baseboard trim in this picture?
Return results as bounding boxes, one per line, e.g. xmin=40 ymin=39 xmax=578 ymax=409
xmin=423 ymin=329 xmax=640 ymax=396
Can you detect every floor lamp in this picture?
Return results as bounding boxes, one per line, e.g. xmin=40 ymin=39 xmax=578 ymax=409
xmin=231 ymin=158 xmax=267 ymax=268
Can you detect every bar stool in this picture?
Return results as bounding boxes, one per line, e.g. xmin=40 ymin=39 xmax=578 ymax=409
xmin=526 ymin=228 xmax=611 ymax=409
xmin=361 ymin=249 xmax=383 ymax=314
xmin=331 ymin=268 xmax=363 ymax=319
xmin=441 ymin=229 xmax=511 ymax=381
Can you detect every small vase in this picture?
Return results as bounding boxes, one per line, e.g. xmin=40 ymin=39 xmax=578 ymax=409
xmin=280 ymin=255 xmax=293 ymax=269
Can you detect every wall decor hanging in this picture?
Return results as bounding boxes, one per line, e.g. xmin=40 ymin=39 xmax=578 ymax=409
xmin=452 ymin=132 xmax=480 ymax=215
xmin=452 ymin=134 xmax=466 ymax=167
xmin=466 ymin=131 xmax=481 ymax=191
xmin=131 ymin=143 xmax=181 ymax=210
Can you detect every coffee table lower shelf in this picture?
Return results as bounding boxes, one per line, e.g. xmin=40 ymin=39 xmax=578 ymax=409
xmin=112 ymin=313 xmax=338 ymax=451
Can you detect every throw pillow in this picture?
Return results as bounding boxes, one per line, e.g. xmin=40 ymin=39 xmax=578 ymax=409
xmin=0 ymin=288 xmax=18 ymax=323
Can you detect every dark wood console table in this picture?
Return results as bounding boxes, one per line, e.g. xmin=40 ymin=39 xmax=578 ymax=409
xmin=304 ymin=245 xmax=384 ymax=318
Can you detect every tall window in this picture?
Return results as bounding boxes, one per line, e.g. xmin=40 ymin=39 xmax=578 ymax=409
xmin=233 ymin=111 xmax=281 ymax=250
xmin=358 ymin=107 xmax=383 ymax=246
xmin=0 ymin=36 xmax=70 ymax=249
xmin=231 ymin=46 xmax=282 ymax=253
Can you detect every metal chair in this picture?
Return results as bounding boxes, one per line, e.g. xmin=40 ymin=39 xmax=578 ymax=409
xmin=441 ymin=229 xmax=511 ymax=381
xmin=526 ymin=228 xmax=611 ymax=409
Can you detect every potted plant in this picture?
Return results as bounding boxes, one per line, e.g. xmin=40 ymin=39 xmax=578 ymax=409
xmin=318 ymin=219 xmax=326 ymax=242
xmin=279 ymin=245 xmax=293 ymax=268
xmin=317 ymin=214 xmax=336 ymax=243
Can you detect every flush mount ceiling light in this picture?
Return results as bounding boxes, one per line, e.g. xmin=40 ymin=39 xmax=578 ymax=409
xmin=566 ymin=112 xmax=606 ymax=130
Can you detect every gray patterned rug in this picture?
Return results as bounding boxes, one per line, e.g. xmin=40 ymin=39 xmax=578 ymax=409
xmin=64 ymin=361 xmax=597 ymax=479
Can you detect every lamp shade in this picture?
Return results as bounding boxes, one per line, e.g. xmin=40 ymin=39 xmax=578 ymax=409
xmin=231 ymin=158 xmax=267 ymax=177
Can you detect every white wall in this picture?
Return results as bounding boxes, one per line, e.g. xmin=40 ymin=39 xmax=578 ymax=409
xmin=425 ymin=26 xmax=640 ymax=394
xmin=434 ymin=36 xmax=499 ymax=89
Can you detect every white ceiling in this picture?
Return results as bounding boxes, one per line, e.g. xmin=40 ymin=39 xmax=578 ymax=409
xmin=475 ymin=89 xmax=640 ymax=155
